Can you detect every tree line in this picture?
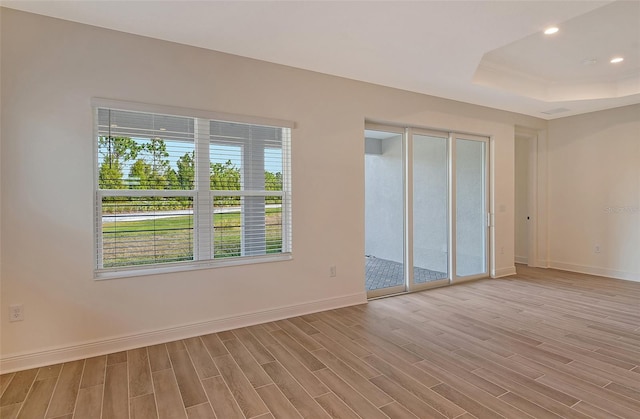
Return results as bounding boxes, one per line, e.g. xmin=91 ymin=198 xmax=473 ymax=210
xmin=98 ymin=137 xmax=283 ymax=191
xmin=99 ymin=137 xmax=283 ymax=212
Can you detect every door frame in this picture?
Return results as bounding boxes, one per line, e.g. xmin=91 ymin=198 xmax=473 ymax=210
xmin=365 ymin=123 xmax=492 ymax=298
xmin=365 ymin=124 xmax=407 ymax=299
xmin=451 ymin=133 xmax=491 ymax=284
xmin=407 ymin=127 xmax=451 ymax=293
xmin=515 ymin=128 xmax=539 ymax=268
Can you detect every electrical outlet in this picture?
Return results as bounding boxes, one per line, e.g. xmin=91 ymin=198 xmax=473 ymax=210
xmin=9 ymin=304 xmax=24 ymax=322
xmin=594 ymin=245 xmax=601 ymax=253
xmin=329 ymin=266 xmax=337 ymax=277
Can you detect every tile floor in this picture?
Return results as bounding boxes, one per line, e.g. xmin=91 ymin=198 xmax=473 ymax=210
xmin=365 ymin=255 xmax=447 ymax=291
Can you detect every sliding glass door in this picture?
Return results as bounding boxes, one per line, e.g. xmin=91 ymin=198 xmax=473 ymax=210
xmin=364 ymin=125 xmax=489 ymax=297
xmin=454 ymin=135 xmax=489 ymax=281
xmin=411 ymin=131 xmax=450 ymax=291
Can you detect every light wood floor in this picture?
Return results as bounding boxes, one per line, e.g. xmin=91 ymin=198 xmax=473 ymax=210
xmin=2 ymin=266 xmax=640 ymax=418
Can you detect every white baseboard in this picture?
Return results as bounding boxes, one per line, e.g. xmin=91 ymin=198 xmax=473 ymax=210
xmin=549 ymin=261 xmax=640 ymax=282
xmin=0 ymin=292 xmax=366 ymax=374
xmin=536 ymin=259 xmax=549 ymax=268
xmin=514 ymin=256 xmax=528 ymax=265
xmin=492 ymin=266 xmax=517 ymax=278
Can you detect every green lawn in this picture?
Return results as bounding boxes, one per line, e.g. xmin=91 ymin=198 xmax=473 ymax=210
xmin=102 ymin=209 xmax=282 ymax=267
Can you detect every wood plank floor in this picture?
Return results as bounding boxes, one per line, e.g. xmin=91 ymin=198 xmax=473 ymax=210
xmin=2 ymin=266 xmax=640 ymax=418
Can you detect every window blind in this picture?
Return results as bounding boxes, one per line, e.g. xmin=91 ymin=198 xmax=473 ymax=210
xmin=95 ymin=106 xmax=292 ymax=276
xmin=209 ymin=121 xmax=291 ymax=258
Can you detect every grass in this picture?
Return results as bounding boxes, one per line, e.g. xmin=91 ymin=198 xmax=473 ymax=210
xmin=102 ymin=209 xmax=283 ymax=267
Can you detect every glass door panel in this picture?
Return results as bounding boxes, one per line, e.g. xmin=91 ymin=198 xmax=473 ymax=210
xmin=365 ymin=128 xmax=406 ymax=297
xmin=411 ymin=133 xmax=449 ymax=290
xmin=455 ymin=137 xmax=488 ymax=278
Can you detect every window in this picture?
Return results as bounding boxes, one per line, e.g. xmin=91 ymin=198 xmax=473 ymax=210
xmin=95 ymin=102 xmax=292 ymax=278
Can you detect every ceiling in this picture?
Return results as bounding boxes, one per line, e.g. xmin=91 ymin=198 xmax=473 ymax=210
xmin=3 ymin=0 xmax=640 ymax=120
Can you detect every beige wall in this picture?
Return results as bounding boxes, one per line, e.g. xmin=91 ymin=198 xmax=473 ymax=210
xmin=1 ymin=9 xmax=547 ymax=368
xmin=547 ymin=105 xmax=640 ymax=280
xmin=0 ymin=7 xmax=3 ymax=332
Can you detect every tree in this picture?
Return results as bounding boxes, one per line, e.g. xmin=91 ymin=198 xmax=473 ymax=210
xmin=210 ymin=160 xmax=240 ymax=191
xmin=99 ymin=159 xmax=125 ymax=189
xmin=166 ymin=169 xmax=179 ymax=190
xmin=177 ymin=151 xmax=195 ymax=189
xmin=129 ymin=159 xmax=153 ymax=189
xmin=144 ymin=137 xmax=170 ymax=188
xmin=127 ymin=137 xmax=173 ymax=189
xmin=265 ymin=171 xmax=282 ymax=191
xmin=98 ymin=136 xmax=141 ymax=164
xmin=145 ymin=138 xmax=170 ymax=175
xmin=210 ymin=160 xmax=240 ymax=206
xmin=97 ymin=136 xmax=141 ymax=189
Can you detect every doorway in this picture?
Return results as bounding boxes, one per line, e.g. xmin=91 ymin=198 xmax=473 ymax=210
xmin=365 ymin=124 xmax=490 ymax=298
xmin=515 ymin=131 xmax=538 ymax=267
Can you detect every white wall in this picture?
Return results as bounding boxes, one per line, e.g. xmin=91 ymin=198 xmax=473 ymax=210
xmin=365 ymin=135 xmax=403 ymax=263
xmin=547 ymin=105 xmax=640 ymax=281
xmin=0 ymin=9 xmax=545 ymax=370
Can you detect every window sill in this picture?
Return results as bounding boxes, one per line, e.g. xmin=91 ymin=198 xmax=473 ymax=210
xmin=94 ymin=253 xmax=293 ymax=280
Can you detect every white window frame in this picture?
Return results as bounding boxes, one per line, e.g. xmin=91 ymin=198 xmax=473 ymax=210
xmin=93 ymin=99 xmax=294 ymax=279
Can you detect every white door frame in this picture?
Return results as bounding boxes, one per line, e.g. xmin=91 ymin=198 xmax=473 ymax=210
xmin=451 ymin=133 xmax=491 ymax=283
xmin=365 ymin=124 xmax=407 ymax=299
xmin=408 ymin=128 xmax=451 ymax=292
xmin=515 ymin=128 xmax=539 ymax=268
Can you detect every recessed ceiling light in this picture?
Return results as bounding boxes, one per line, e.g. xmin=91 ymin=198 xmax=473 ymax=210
xmin=610 ymin=57 xmax=624 ymax=64
xmin=159 ymin=128 xmax=167 ymax=131
xmin=544 ymin=27 xmax=559 ymax=35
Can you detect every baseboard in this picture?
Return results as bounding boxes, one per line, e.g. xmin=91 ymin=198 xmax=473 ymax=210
xmin=549 ymin=261 xmax=640 ymax=282
xmin=514 ymin=256 xmax=528 ymax=265
xmin=536 ymin=259 xmax=549 ymax=268
xmin=0 ymin=292 xmax=366 ymax=374
xmin=492 ymin=266 xmax=517 ymax=278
